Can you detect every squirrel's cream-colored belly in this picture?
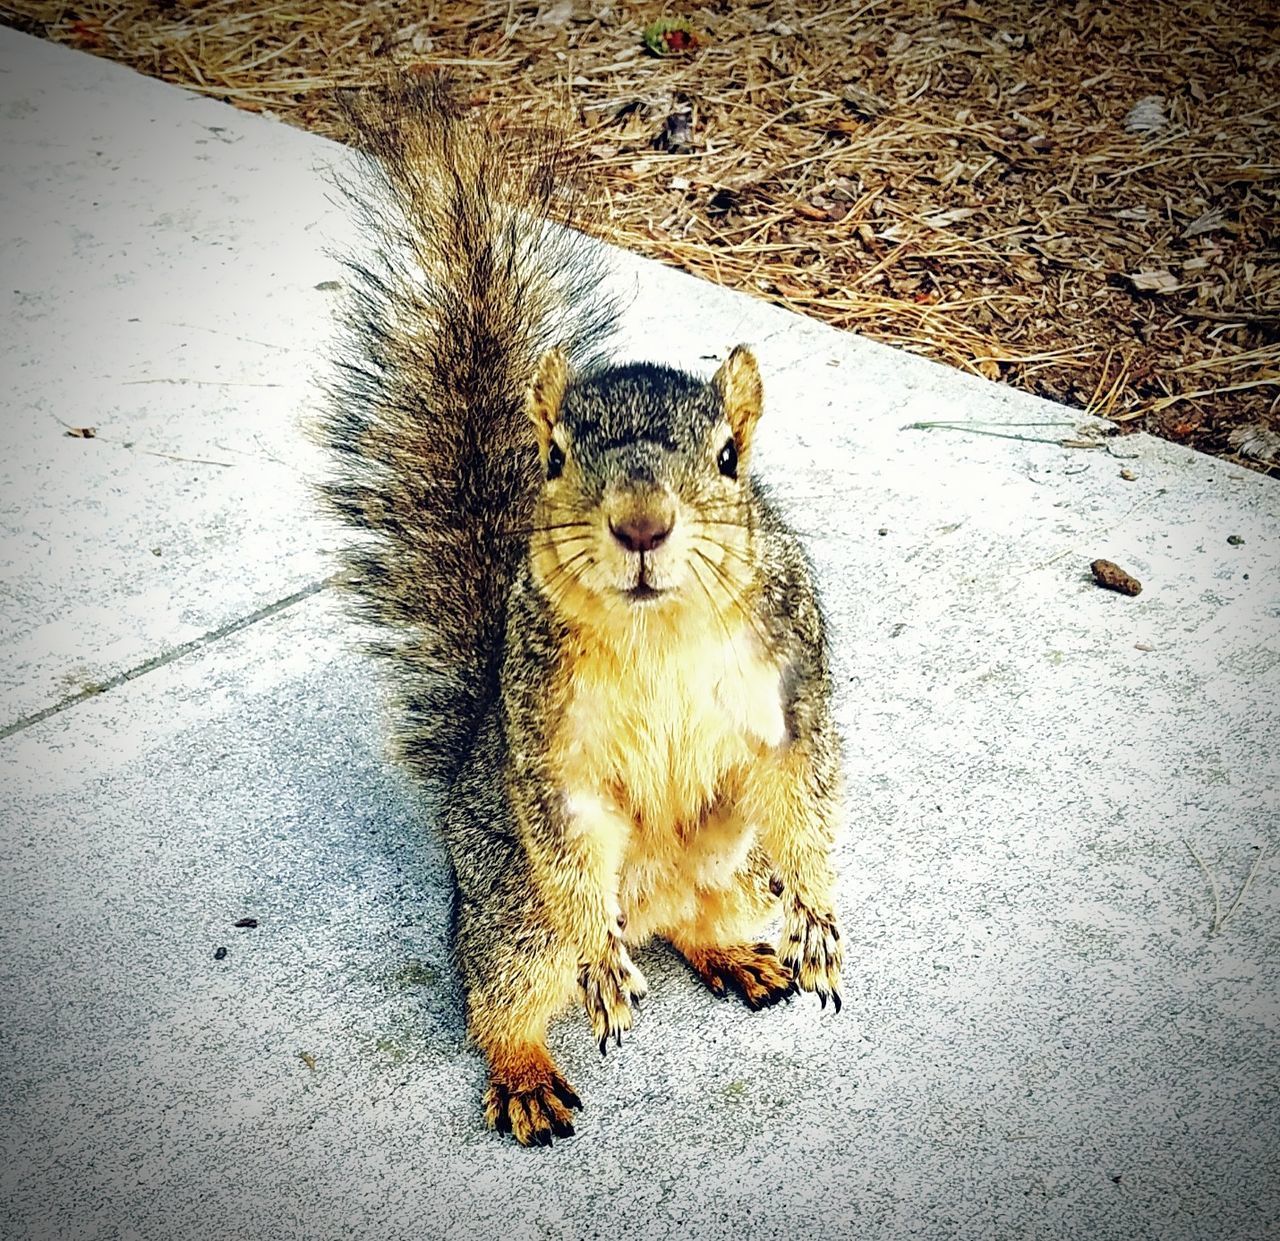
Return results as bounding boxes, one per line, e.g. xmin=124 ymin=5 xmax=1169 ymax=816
xmin=554 ymin=622 xmax=786 ymax=941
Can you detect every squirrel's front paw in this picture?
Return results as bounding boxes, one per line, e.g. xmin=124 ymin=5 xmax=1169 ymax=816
xmin=780 ymin=901 xmax=844 ymax=1012
xmin=579 ymin=937 xmax=648 ymax=1054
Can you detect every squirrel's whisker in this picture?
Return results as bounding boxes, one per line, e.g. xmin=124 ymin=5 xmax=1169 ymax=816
xmin=693 ymin=546 xmax=775 ymax=658
xmin=541 ymin=546 xmax=593 ymax=587
xmin=692 ymin=534 xmax=755 ymax=571
xmin=691 ymin=515 xmax=753 ymax=531
xmin=539 ymin=546 xmax=595 ymax=609
xmin=533 ymin=533 xmax=596 ymax=555
xmin=698 ymin=512 xmax=822 ymax=540
xmin=687 ymin=557 xmax=747 ymax=685
xmin=690 ymin=549 xmax=756 ymax=688
xmin=689 ymin=535 xmax=750 ymax=585
xmin=503 ymin=520 xmax=595 ymax=537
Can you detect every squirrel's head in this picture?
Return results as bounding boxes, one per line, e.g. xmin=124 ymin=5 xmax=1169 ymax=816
xmin=525 ymin=346 xmax=763 ymax=635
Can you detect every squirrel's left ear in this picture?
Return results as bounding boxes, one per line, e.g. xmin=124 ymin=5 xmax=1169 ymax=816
xmin=527 ymin=347 xmax=569 ymax=453
xmin=712 ymin=345 xmax=763 ymax=454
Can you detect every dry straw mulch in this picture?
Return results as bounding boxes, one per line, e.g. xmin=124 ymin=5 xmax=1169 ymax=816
xmin=4 ymin=1 xmax=1278 ymax=474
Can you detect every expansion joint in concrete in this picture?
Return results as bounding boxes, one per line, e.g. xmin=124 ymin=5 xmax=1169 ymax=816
xmin=0 ymin=578 xmax=334 ymax=741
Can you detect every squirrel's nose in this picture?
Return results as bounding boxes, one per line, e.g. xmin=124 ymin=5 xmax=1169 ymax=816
xmin=610 ymin=514 xmax=672 ymax=554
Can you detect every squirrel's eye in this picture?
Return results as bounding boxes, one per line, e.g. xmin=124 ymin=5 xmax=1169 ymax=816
xmin=717 ymin=436 xmax=738 ymax=479
xmin=546 ymin=441 xmax=565 ymax=480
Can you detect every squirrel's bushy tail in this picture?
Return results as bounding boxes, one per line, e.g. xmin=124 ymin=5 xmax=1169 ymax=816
xmin=319 ymin=78 xmax=619 ymax=783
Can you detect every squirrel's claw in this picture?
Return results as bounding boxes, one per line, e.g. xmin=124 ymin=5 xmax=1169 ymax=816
xmin=595 ymin=1025 xmax=625 ymax=1057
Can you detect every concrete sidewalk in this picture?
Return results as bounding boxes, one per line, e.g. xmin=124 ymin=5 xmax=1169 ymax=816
xmin=2 ymin=29 xmax=1277 ymax=1241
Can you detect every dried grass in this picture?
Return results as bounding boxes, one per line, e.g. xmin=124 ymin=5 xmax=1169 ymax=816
xmin=4 ymin=0 xmax=1277 ymax=473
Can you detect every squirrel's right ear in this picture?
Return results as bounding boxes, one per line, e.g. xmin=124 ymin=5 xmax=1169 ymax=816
xmin=527 ymin=348 xmax=569 ymax=453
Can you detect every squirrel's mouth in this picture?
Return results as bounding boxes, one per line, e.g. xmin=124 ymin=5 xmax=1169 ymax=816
xmin=616 ymin=552 xmax=671 ymax=604
xmin=621 ymin=582 xmax=667 ymax=603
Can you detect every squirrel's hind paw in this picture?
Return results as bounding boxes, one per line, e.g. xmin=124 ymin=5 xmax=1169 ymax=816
xmin=485 ymin=1067 xmax=582 ymax=1147
xmin=579 ymin=940 xmax=648 ymax=1054
xmin=684 ymin=941 xmax=795 ymax=1010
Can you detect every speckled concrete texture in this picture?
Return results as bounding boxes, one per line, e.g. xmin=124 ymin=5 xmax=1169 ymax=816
xmin=0 ymin=31 xmax=338 ymax=728
xmin=2 ymin=28 xmax=1277 ymax=1241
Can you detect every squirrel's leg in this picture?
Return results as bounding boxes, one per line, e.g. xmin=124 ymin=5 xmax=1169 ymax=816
xmin=744 ymin=741 xmax=845 ymax=1010
xmin=519 ymin=791 xmax=648 ymax=1052
xmin=667 ymin=849 xmax=795 ymax=1010
xmin=455 ymin=894 xmax=584 ymax=1146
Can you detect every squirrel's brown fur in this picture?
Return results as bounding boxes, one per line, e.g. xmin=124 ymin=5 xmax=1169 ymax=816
xmin=320 ymin=79 xmax=845 ymax=1147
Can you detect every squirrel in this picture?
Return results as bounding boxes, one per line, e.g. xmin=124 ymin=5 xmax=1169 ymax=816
xmin=319 ymin=78 xmax=845 ymax=1147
